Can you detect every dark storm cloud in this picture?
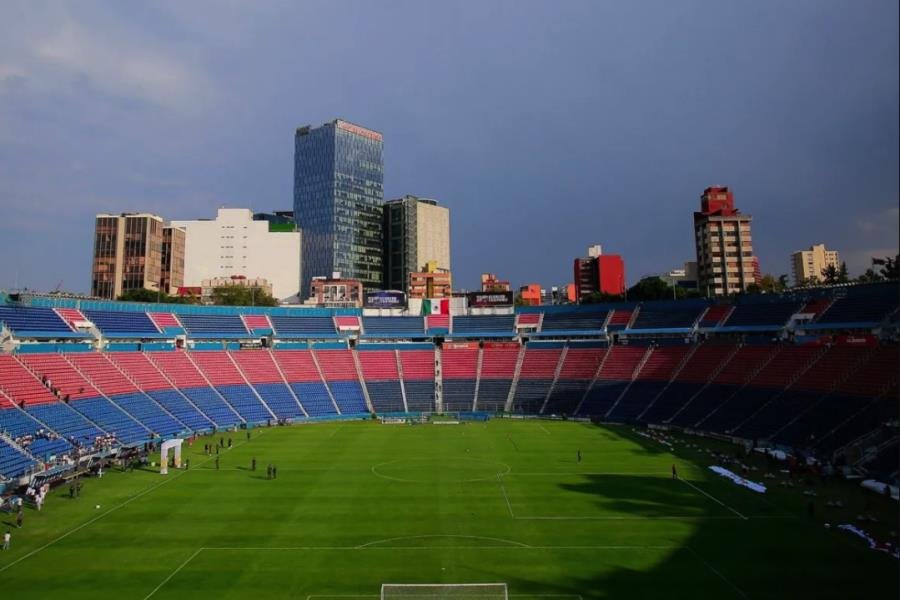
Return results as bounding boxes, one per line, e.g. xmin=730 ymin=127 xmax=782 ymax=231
xmin=0 ymin=0 xmax=896 ymax=292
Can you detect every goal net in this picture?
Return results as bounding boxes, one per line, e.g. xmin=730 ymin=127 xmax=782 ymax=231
xmin=381 ymin=583 xmax=508 ymax=600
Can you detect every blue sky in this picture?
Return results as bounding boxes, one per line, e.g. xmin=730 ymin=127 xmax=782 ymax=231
xmin=0 ymin=0 xmax=897 ymax=293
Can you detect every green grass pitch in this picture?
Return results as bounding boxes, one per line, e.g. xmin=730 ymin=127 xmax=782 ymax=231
xmin=0 ymin=419 xmax=895 ymax=599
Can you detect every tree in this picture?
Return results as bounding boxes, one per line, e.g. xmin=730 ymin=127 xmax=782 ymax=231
xmin=745 ymin=273 xmax=788 ymax=295
xmin=838 ymin=262 xmax=849 ymax=283
xmin=821 ymin=264 xmax=840 ymax=285
xmin=581 ymin=291 xmax=625 ymax=304
xmin=856 ymin=268 xmax=883 ymax=284
xmin=118 ymin=288 xmax=169 ymax=303
xmin=873 ymin=254 xmax=900 ymax=280
xmin=627 ymin=277 xmax=679 ymax=301
xmin=210 ymin=285 xmax=277 ymax=307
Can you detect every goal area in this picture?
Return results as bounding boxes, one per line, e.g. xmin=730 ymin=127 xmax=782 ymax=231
xmin=381 ymin=583 xmax=508 ymax=600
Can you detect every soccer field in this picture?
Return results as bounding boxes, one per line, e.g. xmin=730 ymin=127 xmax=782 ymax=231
xmin=0 ymin=420 xmax=895 ymax=599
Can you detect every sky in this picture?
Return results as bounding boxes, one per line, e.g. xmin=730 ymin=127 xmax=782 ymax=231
xmin=0 ymin=0 xmax=897 ymax=294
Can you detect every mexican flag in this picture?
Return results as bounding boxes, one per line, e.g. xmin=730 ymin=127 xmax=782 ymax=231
xmin=422 ymin=298 xmax=450 ymax=315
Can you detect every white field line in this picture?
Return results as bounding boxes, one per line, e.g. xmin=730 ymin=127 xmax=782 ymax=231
xmin=679 ymin=477 xmax=748 ymax=521
xmin=143 ymin=547 xmax=203 ymax=600
xmin=497 ymin=474 xmax=515 ymax=518
xmin=687 ymin=546 xmax=749 ymax=599
xmin=0 ymin=431 xmax=262 ymax=574
xmin=308 ymin=596 xmax=584 ymax=600
xmin=536 ymin=423 xmax=551 ymax=435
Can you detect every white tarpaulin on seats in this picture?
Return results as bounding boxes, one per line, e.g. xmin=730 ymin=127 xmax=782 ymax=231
xmin=709 ymin=465 xmax=767 ymax=493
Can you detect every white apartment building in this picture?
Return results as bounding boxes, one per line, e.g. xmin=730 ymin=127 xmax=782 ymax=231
xmin=171 ymin=208 xmax=301 ymax=301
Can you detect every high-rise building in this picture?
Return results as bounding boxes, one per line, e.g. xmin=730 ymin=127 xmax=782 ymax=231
xmin=294 ymin=119 xmax=384 ymax=294
xmin=170 ymin=208 xmax=301 ymax=301
xmin=573 ymin=245 xmax=625 ymax=302
xmin=693 ymin=187 xmax=757 ymax=296
xmin=791 ymin=244 xmax=840 ymax=286
xmin=383 ymin=195 xmax=450 ymax=291
xmin=91 ymin=213 xmax=173 ymax=299
xmin=160 ymin=225 xmax=186 ymax=295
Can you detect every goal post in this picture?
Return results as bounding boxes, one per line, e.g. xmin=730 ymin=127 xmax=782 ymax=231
xmin=380 ymin=583 xmax=508 ymax=600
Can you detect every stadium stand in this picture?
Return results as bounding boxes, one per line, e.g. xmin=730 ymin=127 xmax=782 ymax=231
xmin=606 ymin=345 xmax=692 ymax=422
xmin=476 ymin=345 xmax=520 ymax=412
xmin=315 ymin=349 xmax=369 ymax=414
xmin=629 ymin=307 xmax=702 ymax=331
xmin=0 ymin=305 xmax=83 ymax=337
xmin=230 ymin=350 xmax=305 ymax=420
xmin=441 ymin=346 xmax=479 ymax=412
xmin=358 ymin=349 xmax=405 ymax=413
xmin=452 ymin=315 xmax=515 ymax=336
xmin=720 ymin=300 xmax=801 ymax=329
xmin=148 ymin=312 xmax=183 ymax=334
xmin=177 ymin=314 xmax=249 ymax=338
xmin=190 ymin=351 xmax=274 ymax=423
xmin=147 ymin=351 xmax=244 ymax=427
xmin=270 ymin=316 xmax=338 ymax=338
xmin=84 ymin=310 xmax=160 ymax=336
xmin=108 ymin=352 xmax=215 ymax=432
xmin=67 ymin=353 xmax=185 ymax=436
xmin=242 ymin=314 xmax=274 ymax=334
xmin=577 ymin=345 xmax=647 ymax=417
xmin=272 ymin=350 xmax=339 ymax=417
xmin=398 ymin=348 xmax=435 ymax=412
xmin=511 ymin=346 xmax=563 ymax=414
xmin=543 ymin=346 xmax=605 ymax=416
xmin=363 ymin=316 xmax=424 ymax=337
xmin=540 ymin=311 xmax=608 ymax=332
xmin=638 ymin=342 xmax=736 ymax=423
xmin=0 ymin=281 xmax=895 ymax=476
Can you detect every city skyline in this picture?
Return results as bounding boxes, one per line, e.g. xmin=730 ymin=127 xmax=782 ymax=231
xmin=0 ymin=1 xmax=897 ymax=294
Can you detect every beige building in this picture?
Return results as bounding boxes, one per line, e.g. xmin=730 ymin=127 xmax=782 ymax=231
xmin=791 ymin=244 xmax=840 ymax=286
xmin=160 ymin=225 xmax=186 ymax=295
xmin=693 ymin=187 xmax=758 ymax=296
xmin=383 ymin=196 xmax=450 ymax=291
xmin=91 ymin=213 xmax=184 ymax=299
xmin=171 ymin=208 xmax=301 ymax=301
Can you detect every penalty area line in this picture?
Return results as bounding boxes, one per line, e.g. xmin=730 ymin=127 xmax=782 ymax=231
xmin=678 ymin=477 xmax=748 ymax=520
xmin=143 ymin=547 xmax=204 ymax=600
xmin=687 ymin=546 xmax=748 ymax=599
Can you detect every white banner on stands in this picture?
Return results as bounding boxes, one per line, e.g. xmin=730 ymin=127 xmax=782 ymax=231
xmin=709 ymin=465 xmax=767 ymax=493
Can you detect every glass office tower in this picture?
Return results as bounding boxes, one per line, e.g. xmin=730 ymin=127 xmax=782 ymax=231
xmin=293 ymin=119 xmax=384 ymax=295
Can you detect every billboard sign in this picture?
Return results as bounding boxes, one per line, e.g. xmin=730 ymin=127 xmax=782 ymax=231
xmin=467 ymin=291 xmax=514 ymax=307
xmin=364 ymin=290 xmax=407 ymax=308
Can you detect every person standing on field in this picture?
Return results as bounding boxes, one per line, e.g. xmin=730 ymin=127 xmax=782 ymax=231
xmin=577 ymin=449 xmax=582 ymax=464
xmin=251 ymin=457 xmax=257 ymax=471
xmin=2 ymin=530 xmax=10 ymax=551
xmin=672 ymin=464 xmax=678 ymax=480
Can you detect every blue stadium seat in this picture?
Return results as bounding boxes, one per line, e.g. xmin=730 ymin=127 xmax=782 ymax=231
xmin=290 ymin=382 xmax=338 ymax=417
xmin=180 ymin=387 xmax=244 ymax=427
xmin=252 ymin=383 xmax=304 ymax=420
xmin=327 ymin=380 xmax=368 ymax=414
xmin=270 ymin=316 xmax=337 ymax=337
xmin=177 ymin=314 xmax=249 ymax=337
xmin=443 ymin=379 xmax=476 ymax=412
xmin=0 ymin=439 xmax=36 ymax=479
xmin=366 ymin=380 xmax=404 ymax=413
xmin=362 ymin=317 xmax=424 ymax=336
xmin=69 ymin=397 xmax=150 ymax=444
xmin=25 ymin=403 xmax=106 ymax=448
xmin=214 ymin=384 xmax=273 ymax=424
xmin=0 ymin=306 xmax=75 ymax=335
xmin=108 ymin=393 xmax=186 ymax=437
xmin=146 ymin=390 xmax=216 ymax=432
xmin=403 ymin=380 xmax=434 ymax=412
xmin=452 ymin=316 xmax=515 ymax=335
xmin=541 ymin=312 xmax=608 ymax=331
xmin=0 ymin=408 xmax=73 ymax=459
xmin=84 ymin=310 xmax=159 ymax=336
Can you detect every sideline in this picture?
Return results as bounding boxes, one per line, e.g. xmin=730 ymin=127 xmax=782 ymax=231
xmin=679 ymin=477 xmax=748 ymax=520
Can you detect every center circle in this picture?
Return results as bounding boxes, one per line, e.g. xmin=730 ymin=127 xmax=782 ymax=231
xmin=371 ymin=457 xmax=511 ymax=483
